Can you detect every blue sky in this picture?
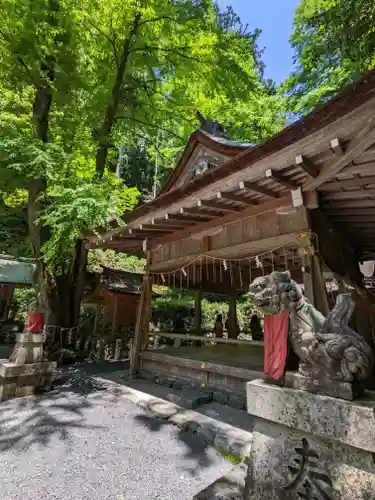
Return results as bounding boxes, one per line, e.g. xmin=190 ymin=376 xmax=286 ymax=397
xmin=217 ymin=0 xmax=300 ymax=84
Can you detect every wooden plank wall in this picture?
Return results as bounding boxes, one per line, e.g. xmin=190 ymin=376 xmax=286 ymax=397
xmin=151 ymin=207 xmax=310 ymax=265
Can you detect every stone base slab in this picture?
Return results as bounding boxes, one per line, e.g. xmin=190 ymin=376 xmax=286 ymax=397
xmin=245 ymin=379 xmax=375 ymax=500
xmin=0 ymin=359 xmax=56 ymax=401
xmin=285 ymin=370 xmax=363 ymax=400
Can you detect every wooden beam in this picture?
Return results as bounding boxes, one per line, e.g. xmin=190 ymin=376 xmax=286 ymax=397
xmin=216 ymin=191 xmax=253 ymax=205
xmin=318 ymin=175 xmax=375 ymax=192
xmin=164 ymin=212 xmax=211 ymax=223
xmin=142 ymin=223 xmax=186 ymax=231
xmin=334 ymin=220 xmax=375 ymax=228
xmin=131 ymin=227 xmax=169 ymax=234
xmin=197 ymin=199 xmax=238 ymax=212
xmin=265 ymin=168 xmax=298 ymax=190
xmin=322 ymin=200 xmax=375 ymax=211
xmin=330 ymin=215 xmax=375 ymax=223
xmin=325 ymin=208 xmax=375 ymax=216
xmin=152 ymin=217 xmax=190 ymax=227
xmin=324 ymin=189 xmax=375 ymax=201
xmin=238 ymin=180 xmax=278 ymax=198
xmin=180 ymin=206 xmax=218 ymax=217
xmin=304 ymin=190 xmax=319 ymax=209
xmin=149 ymin=194 xmax=292 ymax=248
xmin=305 ymin=121 xmax=375 ymax=190
xmin=295 ymin=154 xmax=319 ymax=178
xmin=130 ymin=273 xmax=152 ymax=377
xmin=330 ymin=137 xmax=345 ymax=156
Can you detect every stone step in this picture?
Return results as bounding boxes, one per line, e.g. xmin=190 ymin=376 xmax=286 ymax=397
xmin=193 ymin=464 xmax=246 ymax=500
xmin=165 ymin=388 xmax=212 ymax=409
xmin=142 ymin=372 xmax=247 ymax=411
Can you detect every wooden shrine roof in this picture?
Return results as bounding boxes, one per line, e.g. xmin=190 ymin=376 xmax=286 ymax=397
xmin=86 ymin=69 xmax=375 ymax=262
xmin=0 ymin=254 xmax=35 ymax=286
xmin=85 ymin=268 xmax=144 ymax=297
xmin=159 ymin=129 xmax=254 ymax=195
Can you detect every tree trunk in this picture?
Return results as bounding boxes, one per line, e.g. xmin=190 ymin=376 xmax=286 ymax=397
xmin=95 ymin=12 xmax=142 ymax=177
xmin=27 ymin=0 xmax=88 ymax=332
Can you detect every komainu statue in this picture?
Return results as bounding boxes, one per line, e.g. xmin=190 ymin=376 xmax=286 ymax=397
xmin=249 ymin=271 xmax=374 ymax=386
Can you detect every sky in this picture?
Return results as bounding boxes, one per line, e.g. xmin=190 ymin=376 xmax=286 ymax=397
xmin=217 ymin=0 xmax=301 ymax=84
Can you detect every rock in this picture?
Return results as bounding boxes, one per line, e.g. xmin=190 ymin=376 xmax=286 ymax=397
xmin=227 ymin=396 xmax=245 ymax=410
xmin=172 ymin=380 xmax=183 ymax=390
xmin=212 ymin=391 xmax=229 ymax=405
xmin=196 ymin=423 xmax=216 ymax=444
xmin=166 ymin=389 xmax=211 ymax=409
xmin=140 ymin=371 xmax=156 ymax=382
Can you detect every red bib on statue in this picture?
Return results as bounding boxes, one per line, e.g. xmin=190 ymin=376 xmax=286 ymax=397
xmin=263 ymin=313 xmax=289 ymax=380
xmin=27 ymin=313 xmax=45 ymax=333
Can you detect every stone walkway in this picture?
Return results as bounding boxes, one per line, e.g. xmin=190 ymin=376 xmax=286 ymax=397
xmin=0 ymin=372 xmax=234 ymax=500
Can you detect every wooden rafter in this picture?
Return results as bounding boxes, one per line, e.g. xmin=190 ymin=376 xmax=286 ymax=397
xmin=181 ymin=206 xmax=221 ymax=217
xmin=295 ymin=154 xmax=319 ymax=178
xmin=152 ymin=217 xmax=191 ymax=227
xmin=149 ymin=194 xmax=292 ymax=248
xmin=304 ymin=120 xmax=375 ymax=190
xmin=141 ymin=223 xmax=186 ymax=232
xmin=325 ymin=207 xmax=375 ymax=216
xmin=265 ymin=169 xmax=298 ymax=190
xmin=197 ymin=199 xmax=238 ymax=212
xmin=238 ymin=180 xmax=277 ymax=198
xmin=325 ymin=189 xmax=375 ymax=201
xmin=319 ymin=175 xmax=375 ymax=191
xmin=164 ymin=212 xmax=211 ymax=223
xmin=216 ymin=191 xmax=253 ymax=205
xmin=330 ymin=137 xmax=345 ymax=156
xmin=322 ymin=199 xmax=375 ymax=209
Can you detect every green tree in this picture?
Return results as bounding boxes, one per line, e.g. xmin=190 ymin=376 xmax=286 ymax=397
xmin=0 ymin=0 xmax=284 ymax=327
xmin=284 ymin=0 xmax=375 ymax=114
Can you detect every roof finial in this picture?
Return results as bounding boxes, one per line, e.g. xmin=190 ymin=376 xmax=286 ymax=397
xmin=195 ymin=110 xmax=225 ymax=138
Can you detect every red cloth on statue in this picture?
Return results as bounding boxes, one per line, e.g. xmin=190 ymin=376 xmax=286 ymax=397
xmin=263 ymin=313 xmax=289 ymax=380
xmin=27 ymin=313 xmax=45 ymax=333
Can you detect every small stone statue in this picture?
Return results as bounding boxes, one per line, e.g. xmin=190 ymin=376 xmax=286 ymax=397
xmin=249 ymin=271 xmax=374 ymax=393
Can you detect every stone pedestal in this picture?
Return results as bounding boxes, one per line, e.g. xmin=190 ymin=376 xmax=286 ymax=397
xmin=284 ymin=371 xmax=363 ymax=401
xmin=0 ymin=332 xmax=55 ymax=401
xmin=245 ymin=379 xmax=375 ymax=500
xmin=9 ymin=333 xmax=44 ymax=364
xmin=0 ymin=360 xmax=55 ymax=401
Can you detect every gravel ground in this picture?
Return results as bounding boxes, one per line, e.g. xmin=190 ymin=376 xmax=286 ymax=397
xmin=0 ymin=375 xmax=232 ymax=500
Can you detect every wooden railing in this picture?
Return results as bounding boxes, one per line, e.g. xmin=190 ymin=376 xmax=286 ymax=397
xmin=147 ymin=331 xmax=264 ymax=347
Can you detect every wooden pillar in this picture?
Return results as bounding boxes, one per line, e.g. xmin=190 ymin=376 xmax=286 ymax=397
xmin=299 ymin=245 xmax=330 ymax=317
xmin=111 ymin=294 xmax=119 ymax=339
xmin=228 ymin=292 xmax=238 ymax=339
xmin=194 ymin=289 xmax=202 ymax=334
xmin=93 ymin=303 xmax=100 ymax=335
xmin=130 ymin=274 xmax=152 ymax=377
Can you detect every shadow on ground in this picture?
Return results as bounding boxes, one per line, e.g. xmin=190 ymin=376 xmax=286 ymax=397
xmin=133 ymin=407 xmax=216 ymax=477
xmin=0 ymin=369 xmax=117 ymax=452
xmin=0 ymin=361 xmax=229 ymax=478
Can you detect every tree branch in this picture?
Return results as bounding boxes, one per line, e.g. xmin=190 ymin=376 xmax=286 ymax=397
xmin=86 ymin=19 xmax=119 ymax=69
xmin=139 ymin=16 xmax=175 ymax=26
xmin=115 ymin=115 xmax=185 ymax=141
xmin=130 ymin=45 xmax=200 ymax=61
xmin=95 ymin=11 xmax=142 ymax=177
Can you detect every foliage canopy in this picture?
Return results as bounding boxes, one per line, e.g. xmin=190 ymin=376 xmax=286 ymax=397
xmin=284 ymin=0 xmax=375 ymax=113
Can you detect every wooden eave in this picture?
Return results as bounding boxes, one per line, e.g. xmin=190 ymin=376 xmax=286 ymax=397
xmin=87 ymin=69 xmax=375 ymax=261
